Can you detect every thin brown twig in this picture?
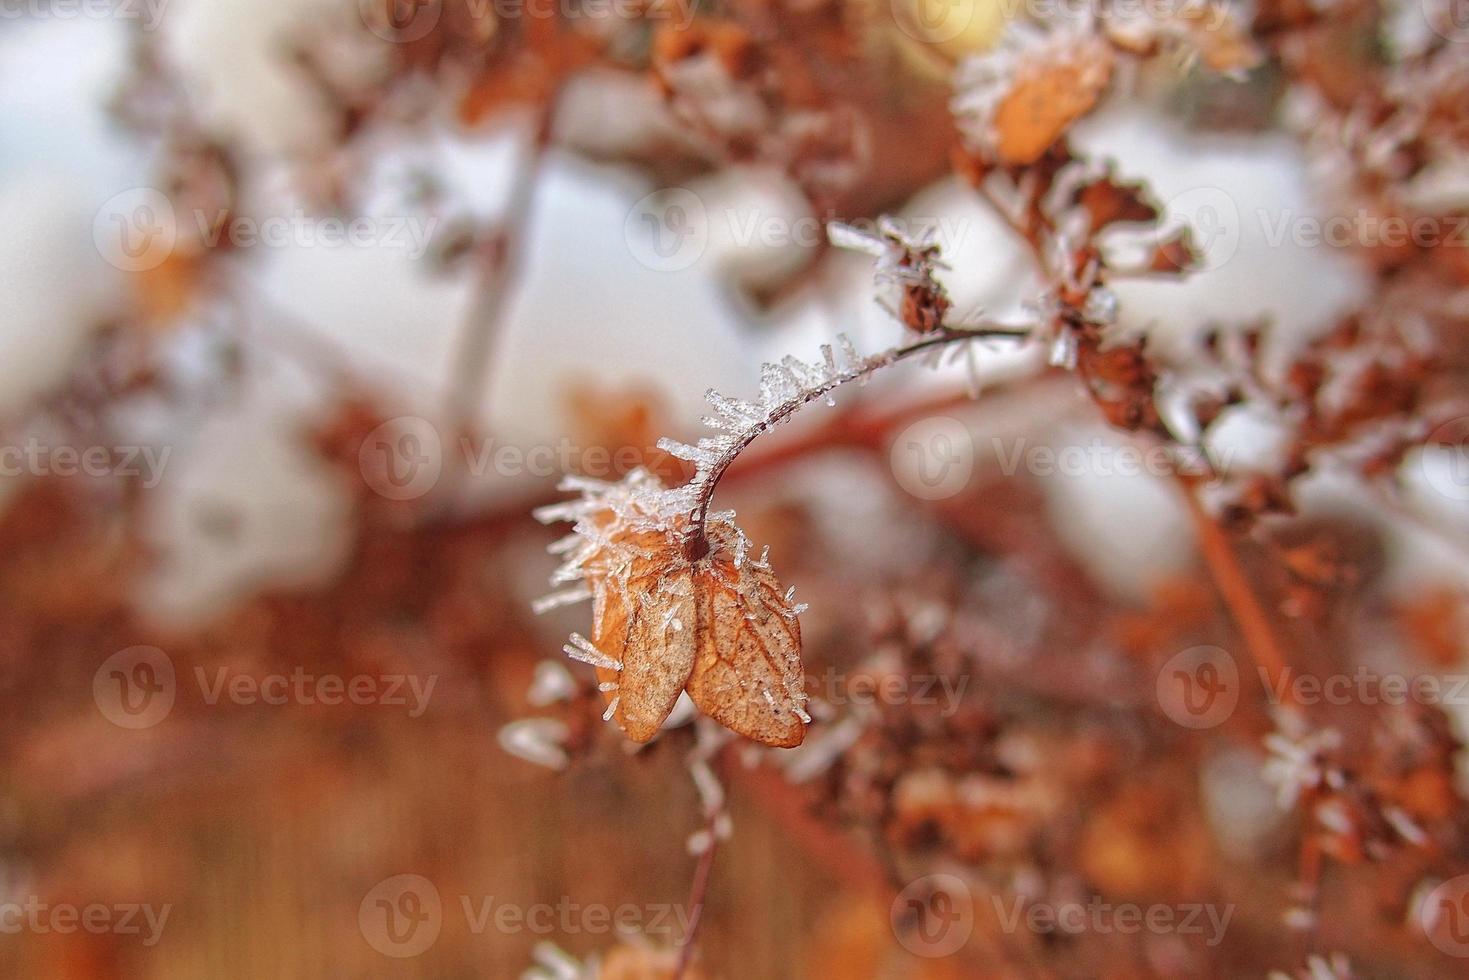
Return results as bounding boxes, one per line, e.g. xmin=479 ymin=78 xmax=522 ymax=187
xmin=1177 ymin=475 xmax=1294 ymax=699
xmin=685 ymin=325 xmax=1030 ymax=558
xmin=445 ymin=97 xmax=562 ymax=446
xmin=673 ymin=784 xmax=725 ymax=979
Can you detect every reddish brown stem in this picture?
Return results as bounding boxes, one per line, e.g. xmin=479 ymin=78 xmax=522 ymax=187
xmin=684 ymin=325 xmax=1029 ymax=559
xmin=1178 ymin=476 xmax=1294 ymax=700
xmin=673 ymin=794 xmax=724 ymax=978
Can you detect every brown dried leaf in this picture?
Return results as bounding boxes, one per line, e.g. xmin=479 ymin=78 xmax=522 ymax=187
xmin=1149 ymin=227 xmax=1200 ymax=274
xmin=592 ymin=550 xmax=696 ymax=742
xmin=544 ymin=471 xmax=808 ymax=747
xmin=992 ymin=39 xmax=1113 ymax=166
xmin=1075 ymin=174 xmax=1160 ymax=229
xmin=685 ymin=544 xmax=807 ymax=748
xmin=572 ymin=516 xmax=696 ymax=743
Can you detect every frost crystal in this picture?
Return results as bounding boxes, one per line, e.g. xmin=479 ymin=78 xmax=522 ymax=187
xmin=1267 ymin=953 xmax=1355 ymax=980
xmin=522 ymin=941 xmax=598 ymax=980
xmin=498 ymin=719 xmax=572 ymax=771
xmin=655 ymin=335 xmax=875 ymax=503
xmin=828 ymin=218 xmax=953 ymax=328
xmin=828 ymin=217 xmax=946 ymax=290
xmin=1262 ymin=719 xmax=1343 ymax=809
xmin=563 ymin=632 xmax=622 ymax=672
xmin=527 ymin=660 xmax=577 ymax=707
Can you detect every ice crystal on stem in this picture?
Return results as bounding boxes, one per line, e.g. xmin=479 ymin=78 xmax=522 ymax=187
xmin=655 ymin=334 xmax=873 ymax=547
xmin=1262 ymin=715 xmax=1344 ymax=809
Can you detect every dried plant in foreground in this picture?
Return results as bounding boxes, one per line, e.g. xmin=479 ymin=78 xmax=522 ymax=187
xmin=535 ymin=314 xmax=1031 ymax=748
xmin=534 ymin=469 xmax=809 ymax=746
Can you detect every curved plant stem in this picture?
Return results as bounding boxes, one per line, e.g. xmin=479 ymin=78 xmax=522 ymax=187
xmin=672 ymin=803 xmax=722 ymax=980
xmin=684 ymin=325 xmax=1030 ymax=559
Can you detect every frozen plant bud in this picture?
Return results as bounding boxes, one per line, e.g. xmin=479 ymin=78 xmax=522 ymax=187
xmin=535 ymin=469 xmax=809 ymax=747
xmin=829 ymin=218 xmax=953 ymax=334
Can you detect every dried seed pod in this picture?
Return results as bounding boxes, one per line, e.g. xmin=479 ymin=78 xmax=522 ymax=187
xmin=536 ymin=469 xmax=809 ymax=746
